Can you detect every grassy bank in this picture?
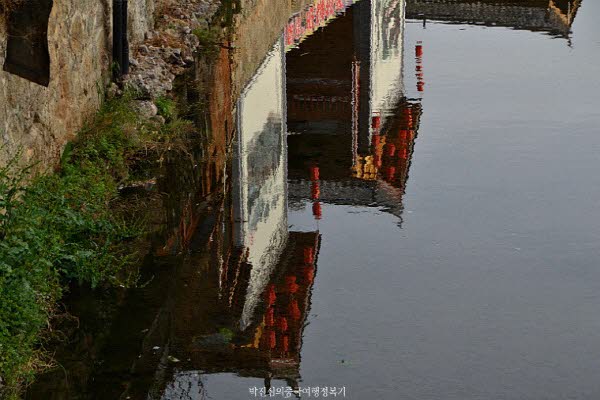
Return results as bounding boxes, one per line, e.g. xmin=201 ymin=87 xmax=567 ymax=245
xmin=0 ymin=93 xmax=188 ymax=397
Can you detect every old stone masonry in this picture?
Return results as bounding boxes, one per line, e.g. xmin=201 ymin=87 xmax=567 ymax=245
xmin=0 ymin=0 xmax=220 ymax=170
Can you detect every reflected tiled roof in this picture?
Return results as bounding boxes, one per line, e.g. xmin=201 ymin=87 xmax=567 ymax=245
xmin=406 ymin=0 xmax=581 ymax=37
xmin=288 ymin=178 xmax=406 ymax=221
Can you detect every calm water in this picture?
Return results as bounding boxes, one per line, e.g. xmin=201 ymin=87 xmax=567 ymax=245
xmin=28 ymin=0 xmax=600 ymax=399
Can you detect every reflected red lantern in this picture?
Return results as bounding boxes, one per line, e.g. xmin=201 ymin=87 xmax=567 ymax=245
xmin=303 ymin=266 xmax=315 ymax=284
xmin=416 ymin=43 xmax=423 ymax=58
xmin=282 ymin=335 xmax=289 ymax=352
xmin=386 ymin=166 xmax=396 ymax=181
xmin=268 ymin=330 xmax=276 ymax=349
xmin=286 ymin=275 xmax=299 ymax=294
xmin=372 ymin=134 xmax=381 ymax=147
xmin=266 ymin=307 xmax=275 ymax=326
xmin=311 ymin=181 xmax=320 ymax=200
xmin=289 ymin=299 xmax=301 ymax=320
xmin=304 ymin=247 xmax=315 ymax=264
xmin=312 ymin=202 xmax=322 ymax=220
xmin=278 ymin=316 xmax=288 ymax=332
xmin=387 ymin=143 xmax=396 ymax=157
xmin=374 ymin=155 xmax=382 ymax=169
xmin=266 ymin=284 xmax=276 ymax=306
xmin=372 ymin=116 xmax=381 ymax=130
xmin=310 ymin=165 xmax=320 ymax=181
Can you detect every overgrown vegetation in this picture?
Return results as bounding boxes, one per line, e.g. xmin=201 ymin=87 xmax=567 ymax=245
xmin=192 ymin=0 xmax=240 ymax=57
xmin=155 ymin=96 xmax=177 ymax=121
xmin=0 ymin=92 xmax=192 ymax=397
xmin=192 ymin=25 xmax=222 ymax=56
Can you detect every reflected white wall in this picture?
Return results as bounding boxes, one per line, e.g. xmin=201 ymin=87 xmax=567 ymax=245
xmin=370 ymin=0 xmax=406 ymax=121
xmin=233 ymin=37 xmax=288 ymax=330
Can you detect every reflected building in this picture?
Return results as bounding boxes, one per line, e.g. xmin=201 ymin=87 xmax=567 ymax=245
xmin=287 ymin=0 xmax=422 ymax=222
xmin=406 ymin=0 xmax=582 ymax=38
xmin=25 ymin=1 xmax=420 ymax=399
xmin=158 ymin=0 xmax=422 ymax=396
xmin=155 ymin=28 xmax=316 ymax=378
xmin=232 ymin=38 xmax=289 ymax=331
xmin=154 ymin=32 xmax=321 ymax=398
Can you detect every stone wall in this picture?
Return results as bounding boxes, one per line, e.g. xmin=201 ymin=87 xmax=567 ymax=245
xmin=129 ymin=0 xmax=157 ymax=44
xmin=0 ymin=0 xmax=156 ymax=170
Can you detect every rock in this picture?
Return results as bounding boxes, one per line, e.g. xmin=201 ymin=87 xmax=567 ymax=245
xmin=168 ymin=52 xmax=184 ymax=66
xmin=167 ymin=355 xmax=181 ymax=363
xmin=134 ymin=100 xmax=158 ymax=119
xmin=106 ymin=82 xmax=120 ymax=99
xmin=122 ymin=0 xmax=221 ymax=100
xmin=151 ymin=115 xmax=166 ymax=125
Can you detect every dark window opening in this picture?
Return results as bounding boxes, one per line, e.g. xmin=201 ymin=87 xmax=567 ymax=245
xmin=3 ymin=0 xmax=53 ymax=86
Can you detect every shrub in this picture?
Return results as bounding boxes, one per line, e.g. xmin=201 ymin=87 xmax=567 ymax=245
xmin=155 ymin=96 xmax=177 ymax=121
xmin=0 ymin=94 xmax=149 ymax=395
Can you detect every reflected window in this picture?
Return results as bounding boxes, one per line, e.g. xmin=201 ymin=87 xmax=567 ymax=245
xmin=3 ymin=0 xmax=53 ymax=86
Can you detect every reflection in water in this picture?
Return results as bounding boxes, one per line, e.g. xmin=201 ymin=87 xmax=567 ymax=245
xmin=152 ymin=1 xmax=422 ymax=396
xmin=25 ymin=2 xmax=420 ymax=398
xmin=407 ymin=0 xmax=582 ymax=39
xmin=153 ymin=6 xmax=420 ymax=398
xmin=233 ymin=38 xmax=289 ymax=331
xmin=287 ymin=0 xmax=422 ymax=223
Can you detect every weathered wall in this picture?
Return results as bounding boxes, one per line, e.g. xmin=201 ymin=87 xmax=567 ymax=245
xmin=129 ymin=0 xmax=156 ymax=44
xmin=231 ymin=0 xmax=313 ymax=100
xmin=0 ymin=0 xmax=156 ymax=170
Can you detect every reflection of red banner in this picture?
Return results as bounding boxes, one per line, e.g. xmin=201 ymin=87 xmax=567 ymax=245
xmin=415 ymin=42 xmax=425 ymax=92
xmin=285 ymin=0 xmax=357 ymax=48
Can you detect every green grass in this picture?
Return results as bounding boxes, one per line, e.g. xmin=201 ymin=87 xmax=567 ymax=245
xmin=155 ymin=96 xmax=177 ymax=121
xmin=0 ymin=93 xmax=167 ymax=397
xmin=192 ymin=26 xmax=221 ymax=56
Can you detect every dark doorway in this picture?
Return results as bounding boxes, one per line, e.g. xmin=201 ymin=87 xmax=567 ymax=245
xmin=3 ymin=0 xmax=54 ymax=86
